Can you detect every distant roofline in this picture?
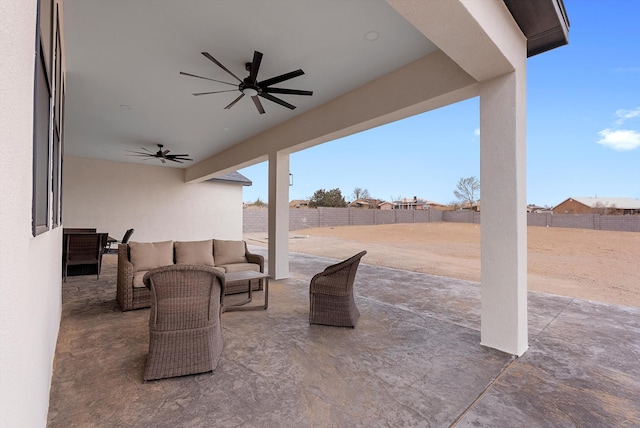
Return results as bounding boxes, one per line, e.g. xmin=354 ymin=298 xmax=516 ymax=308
xmin=554 ymin=196 xmax=640 ymax=210
xmin=208 ymin=171 xmax=252 ymax=186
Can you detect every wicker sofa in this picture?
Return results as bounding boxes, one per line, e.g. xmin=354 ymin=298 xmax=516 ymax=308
xmin=117 ymin=239 xmax=264 ymax=311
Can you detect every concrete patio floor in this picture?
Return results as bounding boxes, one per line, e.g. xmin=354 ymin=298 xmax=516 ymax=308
xmin=48 ymin=247 xmax=640 ymax=427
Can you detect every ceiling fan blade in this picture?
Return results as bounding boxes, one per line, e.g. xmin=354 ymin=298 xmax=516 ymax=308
xmin=258 ymin=69 xmax=304 ymax=88
xmin=167 ymin=158 xmax=184 ymax=163
xmin=125 ymin=150 xmax=154 ymax=156
xmin=167 ymin=154 xmax=190 ymax=157
xmin=179 ymin=72 xmax=236 ymax=87
xmin=162 ymin=150 xmax=170 ymax=156
xmin=161 ymin=158 xmax=166 ymax=164
xmin=202 ymin=52 xmax=243 ymax=83
xmin=259 ymin=92 xmax=296 ymax=110
xmin=249 ymin=51 xmax=263 ymax=83
xmin=262 ymin=87 xmax=313 ymax=96
xmin=193 ymin=90 xmax=238 ymax=96
xmin=252 ymin=95 xmax=266 ymax=114
xmin=224 ymin=93 xmax=244 ymax=110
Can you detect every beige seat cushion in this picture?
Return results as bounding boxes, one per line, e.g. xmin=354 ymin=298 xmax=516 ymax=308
xmin=129 ymin=241 xmax=174 ymax=272
xmin=218 ymin=263 xmax=260 ymax=273
xmin=132 ymin=271 xmax=149 ymax=289
xmin=175 ymin=239 xmax=214 ymax=266
xmin=213 ymin=239 xmax=247 ymax=266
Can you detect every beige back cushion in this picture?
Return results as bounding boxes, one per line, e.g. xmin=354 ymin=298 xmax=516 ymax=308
xmin=175 ymin=239 xmax=215 ymax=266
xmin=129 ymin=241 xmax=174 ymax=272
xmin=213 ymin=239 xmax=247 ymax=265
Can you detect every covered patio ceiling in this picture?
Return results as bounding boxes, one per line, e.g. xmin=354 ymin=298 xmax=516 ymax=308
xmin=63 ymin=1 xmax=437 ymax=165
xmin=62 ymin=0 xmax=568 ymax=172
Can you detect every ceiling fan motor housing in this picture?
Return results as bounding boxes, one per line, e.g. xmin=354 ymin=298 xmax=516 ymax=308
xmin=181 ymin=50 xmax=313 ymax=114
xmin=240 ymin=79 xmax=260 ymax=96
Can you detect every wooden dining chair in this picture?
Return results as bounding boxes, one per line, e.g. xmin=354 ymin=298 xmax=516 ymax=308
xmin=63 ymin=233 xmax=107 ymax=282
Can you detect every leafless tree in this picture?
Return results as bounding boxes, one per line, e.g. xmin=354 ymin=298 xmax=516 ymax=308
xmin=594 ymin=202 xmax=618 ymax=215
xmin=352 ymin=187 xmax=371 ymax=201
xmin=447 ymin=201 xmax=462 ymax=211
xmin=453 ymin=176 xmax=480 ymax=210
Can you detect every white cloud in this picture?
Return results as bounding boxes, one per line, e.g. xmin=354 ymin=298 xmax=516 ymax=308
xmin=471 ymin=128 xmax=480 ymax=144
xmin=597 ymin=129 xmax=640 ymax=151
xmin=615 ymin=107 xmax=640 ymax=125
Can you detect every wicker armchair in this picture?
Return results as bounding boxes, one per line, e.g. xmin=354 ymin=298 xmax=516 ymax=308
xmin=309 ymin=251 xmax=367 ymax=328
xmin=142 ymin=265 xmax=225 ymax=381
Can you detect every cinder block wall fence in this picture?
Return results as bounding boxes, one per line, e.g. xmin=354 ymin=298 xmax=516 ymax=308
xmin=243 ymin=208 xmax=640 ymax=233
xmin=243 ymin=207 xmax=445 ymax=233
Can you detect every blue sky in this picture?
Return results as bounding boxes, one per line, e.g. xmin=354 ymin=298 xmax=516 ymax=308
xmin=239 ymin=0 xmax=640 ymax=207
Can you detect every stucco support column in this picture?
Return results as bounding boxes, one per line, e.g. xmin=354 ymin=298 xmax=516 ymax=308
xmin=479 ymin=68 xmax=528 ymax=356
xmin=267 ymin=151 xmax=290 ymax=279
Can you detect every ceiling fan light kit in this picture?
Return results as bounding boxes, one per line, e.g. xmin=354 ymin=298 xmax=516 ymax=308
xmin=242 ymin=87 xmax=259 ymax=97
xmin=180 ymin=50 xmax=313 ymax=114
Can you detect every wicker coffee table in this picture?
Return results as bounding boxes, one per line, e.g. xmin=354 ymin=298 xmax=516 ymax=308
xmin=223 ymin=271 xmax=270 ymax=312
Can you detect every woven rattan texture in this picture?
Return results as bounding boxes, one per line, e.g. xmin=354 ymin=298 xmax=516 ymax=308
xmin=309 ymin=251 xmax=366 ymax=327
xmin=143 ymin=265 xmax=225 ymax=381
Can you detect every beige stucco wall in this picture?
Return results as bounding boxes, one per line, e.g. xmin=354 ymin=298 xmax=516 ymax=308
xmin=63 ymin=157 xmax=245 ymax=242
xmin=0 ymin=0 xmax=63 ymax=426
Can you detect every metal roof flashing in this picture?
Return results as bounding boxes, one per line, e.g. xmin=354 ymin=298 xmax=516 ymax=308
xmin=503 ymin=0 xmax=570 ymax=57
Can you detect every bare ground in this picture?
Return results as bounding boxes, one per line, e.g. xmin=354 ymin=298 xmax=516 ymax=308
xmin=245 ymin=222 xmax=640 ymax=308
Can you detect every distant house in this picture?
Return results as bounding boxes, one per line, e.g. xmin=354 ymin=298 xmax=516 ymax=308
xmin=244 ymin=202 xmax=267 ymax=209
xmin=378 ymin=201 xmax=395 ymax=210
xmin=458 ymin=200 xmax=480 ymax=212
xmin=430 ymin=201 xmax=449 ymax=210
xmin=348 ymin=198 xmax=384 ymax=209
xmin=289 ymin=199 xmax=310 ymax=208
xmin=552 ymin=197 xmax=640 ymax=215
xmin=527 ymin=204 xmax=550 ymax=213
xmin=393 ymin=197 xmax=446 ymax=210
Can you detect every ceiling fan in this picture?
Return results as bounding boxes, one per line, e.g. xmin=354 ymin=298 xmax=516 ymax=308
xmin=180 ymin=51 xmax=313 ymax=114
xmin=126 ymin=144 xmax=193 ymax=164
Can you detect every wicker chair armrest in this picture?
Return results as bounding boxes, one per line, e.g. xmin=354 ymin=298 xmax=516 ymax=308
xmin=116 ymin=244 xmax=134 ymax=311
xmin=244 ymin=242 xmax=264 ymax=273
xmin=310 ymin=270 xmax=351 ymax=296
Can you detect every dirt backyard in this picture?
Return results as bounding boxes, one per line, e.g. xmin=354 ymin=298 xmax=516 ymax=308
xmin=245 ymin=222 xmax=640 ymax=308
